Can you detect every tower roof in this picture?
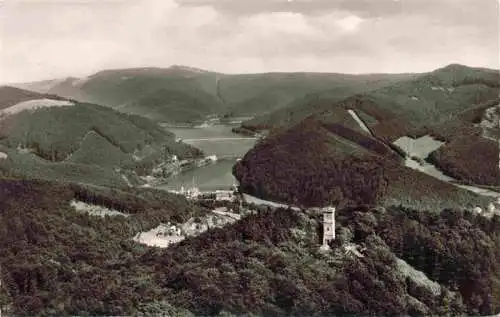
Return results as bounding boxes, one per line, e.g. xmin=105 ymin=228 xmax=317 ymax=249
xmin=322 ymin=206 xmax=336 ymax=213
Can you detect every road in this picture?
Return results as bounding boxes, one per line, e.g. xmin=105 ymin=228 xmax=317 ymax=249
xmin=182 ymin=137 xmax=258 ymax=142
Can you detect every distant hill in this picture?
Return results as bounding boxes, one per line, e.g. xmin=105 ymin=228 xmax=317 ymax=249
xmin=0 ymin=87 xmax=201 ymax=187
xmin=12 ymin=64 xmax=498 ymax=126
xmin=15 ymin=64 xmax=497 ymax=126
xmin=0 ymin=178 xmax=499 ymax=316
xmin=11 ymin=67 xmax=224 ymax=123
xmin=241 ymin=64 xmax=500 ymax=138
xmin=11 ymin=66 xmax=415 ymax=123
xmin=233 ymin=72 xmax=417 ymax=127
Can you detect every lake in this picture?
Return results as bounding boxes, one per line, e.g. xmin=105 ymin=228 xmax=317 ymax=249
xmin=156 ymin=125 xmax=257 ymax=191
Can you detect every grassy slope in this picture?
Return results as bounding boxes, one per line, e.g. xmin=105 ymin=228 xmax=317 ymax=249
xmin=0 ymin=95 xmax=202 ymax=187
xmin=1 ymin=178 xmax=499 ymax=316
xmin=0 ymin=86 xmax=67 ymax=110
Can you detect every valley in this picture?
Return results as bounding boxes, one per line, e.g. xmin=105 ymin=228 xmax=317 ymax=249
xmin=3 ymin=0 xmax=500 ymax=314
xmin=1 ymin=63 xmax=499 ymax=317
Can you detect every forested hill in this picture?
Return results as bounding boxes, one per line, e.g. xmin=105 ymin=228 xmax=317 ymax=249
xmin=241 ymin=64 xmax=500 ymax=137
xmin=233 ymin=112 xmax=491 ymax=212
xmin=0 ymin=87 xmax=202 ymax=188
xmin=0 ymin=178 xmax=499 ymax=316
xmin=12 ymin=66 xmax=415 ymax=123
xmin=233 ymin=64 xmax=500 ymax=208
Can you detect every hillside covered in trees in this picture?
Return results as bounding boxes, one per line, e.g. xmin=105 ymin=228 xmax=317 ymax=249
xmin=241 ymin=64 xmax=499 ymax=138
xmin=13 ymin=66 xmax=415 ymax=124
xmin=0 ymin=178 xmax=499 ymax=316
xmin=234 ymin=112 xmax=491 ymax=212
xmin=422 ymin=99 xmax=500 ymax=188
xmin=0 ymin=87 xmax=202 ymax=188
xmin=427 ymin=134 xmax=500 ymax=187
xmin=234 ymin=64 xmax=499 ymax=208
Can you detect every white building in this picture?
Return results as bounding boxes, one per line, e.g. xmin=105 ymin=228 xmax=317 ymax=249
xmin=473 ymin=207 xmax=483 ymax=215
xmin=207 ymin=155 xmax=218 ymax=162
xmin=215 ymin=190 xmax=235 ymax=201
xmin=178 ymin=186 xmax=200 ymax=199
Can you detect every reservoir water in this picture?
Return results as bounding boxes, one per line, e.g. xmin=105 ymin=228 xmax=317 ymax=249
xmin=156 ymin=125 xmax=257 ymax=192
xmin=158 ymin=124 xmax=499 ymax=201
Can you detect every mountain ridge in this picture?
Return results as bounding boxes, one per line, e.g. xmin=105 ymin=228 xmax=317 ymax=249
xmin=11 ymin=63 xmax=493 ymax=123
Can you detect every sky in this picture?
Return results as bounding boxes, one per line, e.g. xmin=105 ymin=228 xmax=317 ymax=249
xmin=0 ymin=0 xmax=499 ymax=83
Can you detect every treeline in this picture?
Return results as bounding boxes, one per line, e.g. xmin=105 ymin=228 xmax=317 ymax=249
xmin=71 ymin=183 xmax=206 ymax=224
xmin=141 ymin=207 xmax=452 ymax=316
xmin=418 ymin=98 xmax=500 ymax=142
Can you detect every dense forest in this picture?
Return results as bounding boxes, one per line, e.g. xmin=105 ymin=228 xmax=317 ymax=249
xmin=415 ymin=99 xmax=500 ymax=188
xmin=0 ymin=178 xmax=499 ymax=316
xmin=234 ymin=117 xmax=490 ymax=212
xmin=0 ymin=178 xmax=207 ymax=316
xmin=427 ymin=135 xmax=499 ymax=187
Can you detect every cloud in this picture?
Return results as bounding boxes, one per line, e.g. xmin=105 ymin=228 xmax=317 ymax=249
xmin=336 ymin=15 xmax=364 ymax=32
xmin=242 ymin=12 xmax=317 ymax=36
xmin=0 ymin=0 xmax=498 ymax=83
xmin=176 ymin=0 xmax=403 ymax=18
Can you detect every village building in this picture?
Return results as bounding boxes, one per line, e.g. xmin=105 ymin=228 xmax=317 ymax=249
xmin=179 ymin=186 xmax=200 ymax=199
xmin=473 ymin=207 xmax=483 ymax=215
xmin=215 ymin=190 xmax=235 ymax=201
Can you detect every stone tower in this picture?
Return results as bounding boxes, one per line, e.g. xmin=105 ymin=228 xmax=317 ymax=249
xmin=322 ymin=207 xmax=336 ymax=247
